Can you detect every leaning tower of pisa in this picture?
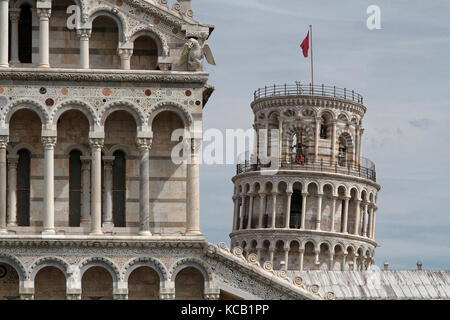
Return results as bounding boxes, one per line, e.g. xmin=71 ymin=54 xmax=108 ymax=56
xmin=230 ymin=83 xmax=381 ymax=271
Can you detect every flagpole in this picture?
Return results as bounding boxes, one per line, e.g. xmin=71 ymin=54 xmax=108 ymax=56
xmin=310 ymin=24 xmax=314 ymax=91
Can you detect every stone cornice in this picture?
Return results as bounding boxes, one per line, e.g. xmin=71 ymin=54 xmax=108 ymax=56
xmin=232 ymin=169 xmax=381 ymax=190
xmin=0 ymin=68 xmax=210 ymax=85
xmin=0 ymin=237 xmax=206 ymax=249
xmin=229 ymin=229 xmax=378 ymax=247
xmin=251 ymin=96 xmax=367 ymax=117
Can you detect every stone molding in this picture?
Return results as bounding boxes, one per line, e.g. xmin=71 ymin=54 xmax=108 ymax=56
xmin=0 ymin=69 xmax=210 ymax=84
xmin=251 ymin=96 xmax=366 ymax=117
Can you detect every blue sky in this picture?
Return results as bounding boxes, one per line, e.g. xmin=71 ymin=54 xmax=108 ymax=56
xmin=188 ymin=0 xmax=450 ymax=270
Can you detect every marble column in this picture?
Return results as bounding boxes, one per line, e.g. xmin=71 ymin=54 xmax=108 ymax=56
xmin=232 ymin=195 xmax=239 ymax=231
xmin=299 ymin=249 xmax=304 ymax=271
xmin=7 ymin=155 xmax=18 ymax=227
xmin=270 ymin=192 xmax=277 ymax=229
xmin=258 ymin=193 xmax=265 ymax=228
xmin=118 ymin=48 xmax=133 ymax=70
xmin=284 ymin=191 xmax=292 ymax=229
xmin=247 ymin=193 xmax=254 ymax=229
xmin=42 ymin=136 xmax=57 ymax=235
xmin=330 ymin=121 xmax=337 ymax=163
xmin=0 ymin=0 xmax=9 ymax=67
xmin=368 ymin=205 xmax=374 ymax=238
xmin=315 ymin=193 xmax=323 ymax=230
xmin=300 ymin=192 xmax=308 ymax=229
xmin=239 ymin=195 xmax=245 ymax=230
xmin=89 ymin=138 xmax=104 ymax=235
xmin=342 ymin=197 xmax=350 ymax=233
xmin=102 ymin=156 xmax=114 ymax=230
xmin=314 ymin=117 xmax=320 ymax=162
xmin=80 ymin=156 xmax=91 ymax=227
xmin=371 ymin=207 xmax=377 ymax=239
xmin=0 ymin=137 xmax=8 ymax=232
xmin=354 ymin=126 xmax=360 ymax=166
xmin=269 ymin=248 xmax=274 ymax=265
xmin=137 ymin=138 xmax=152 ymax=236
xmin=329 ymin=251 xmax=335 ymax=271
xmin=77 ymin=29 xmax=91 ymax=69
xmin=283 ymin=248 xmax=289 ymax=271
xmin=353 ymin=199 xmax=361 ymax=235
xmin=9 ymin=9 xmax=21 ymax=66
xmin=330 ymin=196 xmax=337 ymax=232
xmin=186 ymin=139 xmax=201 ymax=235
xmin=37 ymin=8 xmax=52 ymax=68
xmin=362 ymin=202 xmax=369 ymax=237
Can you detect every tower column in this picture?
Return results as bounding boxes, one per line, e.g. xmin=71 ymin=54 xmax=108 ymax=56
xmin=102 ymin=156 xmax=114 ymax=230
xmin=300 ymin=192 xmax=307 ymax=229
xmin=371 ymin=206 xmax=378 ymax=239
xmin=232 ymin=195 xmax=239 ymax=231
xmin=0 ymin=0 xmax=9 ymax=67
xmin=9 ymin=9 xmax=21 ymax=66
xmin=284 ymin=191 xmax=292 ymax=229
xmin=7 ymin=155 xmax=18 ymax=227
xmin=247 ymin=193 xmax=254 ymax=229
xmin=299 ymin=248 xmax=304 ymax=271
xmin=342 ymin=196 xmax=350 ymax=233
xmin=353 ymin=199 xmax=361 ymax=235
xmin=37 ymin=7 xmax=52 ymax=68
xmin=354 ymin=126 xmax=360 ymax=166
xmin=89 ymin=138 xmax=104 ymax=235
xmin=283 ymin=247 xmax=289 ymax=271
xmin=42 ymin=136 xmax=57 ymax=235
xmin=270 ymin=192 xmax=277 ymax=229
xmin=330 ymin=196 xmax=337 ymax=232
xmin=137 ymin=138 xmax=152 ymax=236
xmin=314 ymin=117 xmax=320 ymax=162
xmin=368 ymin=205 xmax=374 ymax=238
xmin=0 ymin=137 xmax=8 ymax=233
xmin=239 ymin=194 xmax=245 ymax=230
xmin=362 ymin=202 xmax=369 ymax=237
xmin=330 ymin=120 xmax=337 ymax=164
xmin=329 ymin=250 xmax=335 ymax=270
xmin=258 ymin=193 xmax=266 ymax=228
xmin=80 ymin=156 xmax=91 ymax=227
xmin=315 ymin=193 xmax=323 ymax=230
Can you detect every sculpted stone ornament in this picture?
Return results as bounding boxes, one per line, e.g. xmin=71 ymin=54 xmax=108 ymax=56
xmin=175 ymin=38 xmax=216 ymax=71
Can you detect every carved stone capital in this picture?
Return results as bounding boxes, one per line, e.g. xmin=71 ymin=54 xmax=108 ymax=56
xmin=41 ymin=136 xmax=57 ymax=149
xmin=37 ymin=8 xmax=52 ymax=20
xmin=0 ymin=136 xmax=8 ymax=149
xmin=7 ymin=155 xmax=19 ymax=168
xmin=89 ymin=138 xmax=104 ymax=150
xmin=117 ymin=48 xmax=133 ymax=60
xmin=9 ymin=9 xmax=21 ymax=23
xmin=136 ymin=138 xmax=152 ymax=151
xmin=77 ymin=29 xmax=92 ymax=40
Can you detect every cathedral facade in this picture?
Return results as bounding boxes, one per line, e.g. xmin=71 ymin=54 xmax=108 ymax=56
xmin=0 ymin=0 xmax=448 ymax=300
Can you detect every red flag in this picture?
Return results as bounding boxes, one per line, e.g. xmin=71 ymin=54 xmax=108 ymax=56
xmin=300 ymin=32 xmax=309 ymax=57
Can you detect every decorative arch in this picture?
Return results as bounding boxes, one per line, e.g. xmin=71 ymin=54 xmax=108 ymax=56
xmin=51 ymin=99 xmax=99 ymax=129
xmin=28 ymin=256 xmax=70 ymax=281
xmin=127 ymin=26 xmax=169 ymax=57
xmin=78 ymin=257 xmax=120 ymax=282
xmin=64 ymin=144 xmax=90 ymax=157
xmin=169 ymin=258 xmax=213 ymax=283
xmin=122 ymin=257 xmax=169 ymax=283
xmin=284 ymin=123 xmax=315 ymax=144
xmin=103 ymin=144 xmax=134 ymax=157
xmin=100 ymin=100 xmax=147 ymax=129
xmin=0 ymin=254 xmax=27 ymax=281
xmin=319 ymin=109 xmax=336 ymax=120
xmin=148 ymin=101 xmax=193 ymax=130
xmin=321 ymin=183 xmax=335 ymax=195
xmin=87 ymin=7 xmax=128 ymax=42
xmin=10 ymin=142 xmax=38 ymax=156
xmin=3 ymin=98 xmax=49 ymax=126
xmin=336 ymin=128 xmax=354 ymax=147
xmin=302 ymin=239 xmax=317 ymax=251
